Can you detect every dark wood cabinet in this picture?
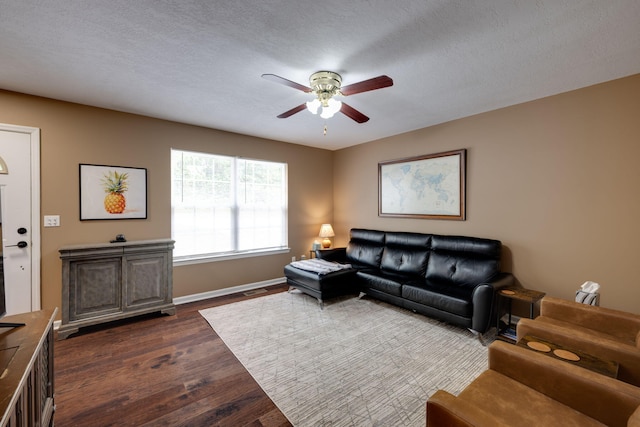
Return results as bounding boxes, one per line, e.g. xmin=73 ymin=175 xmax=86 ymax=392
xmin=0 ymin=309 xmax=56 ymax=427
xmin=58 ymin=239 xmax=175 ymax=339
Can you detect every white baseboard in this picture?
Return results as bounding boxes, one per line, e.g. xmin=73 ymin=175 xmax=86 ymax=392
xmin=172 ymin=277 xmax=286 ymax=305
xmin=53 ymin=276 xmax=286 ymax=331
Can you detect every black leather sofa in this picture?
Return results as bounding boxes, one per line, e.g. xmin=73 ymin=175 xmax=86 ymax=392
xmin=285 ymin=228 xmax=514 ymax=333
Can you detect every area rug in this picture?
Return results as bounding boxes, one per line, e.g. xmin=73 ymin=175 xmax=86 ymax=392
xmin=199 ymin=291 xmax=488 ymax=426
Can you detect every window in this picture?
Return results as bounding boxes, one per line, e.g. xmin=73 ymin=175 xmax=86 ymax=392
xmin=171 ymin=149 xmax=288 ymax=261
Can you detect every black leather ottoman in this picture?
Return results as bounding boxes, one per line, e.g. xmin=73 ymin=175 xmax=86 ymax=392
xmin=283 ymin=263 xmax=357 ymax=308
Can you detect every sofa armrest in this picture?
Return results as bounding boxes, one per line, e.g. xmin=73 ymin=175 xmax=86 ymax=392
xmin=630 ymin=406 xmax=640 ymax=427
xmin=541 ymin=296 xmax=640 ymax=345
xmin=488 ymin=341 xmax=640 ymax=427
xmin=486 ymin=272 xmax=515 ymax=290
xmin=470 ymin=273 xmax=515 ymax=333
xmin=426 ymin=390 xmax=509 ymax=427
xmin=315 ymin=247 xmax=347 ymax=262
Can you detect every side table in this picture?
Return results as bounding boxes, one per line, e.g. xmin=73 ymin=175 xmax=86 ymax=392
xmin=497 ymin=286 xmax=545 ymax=342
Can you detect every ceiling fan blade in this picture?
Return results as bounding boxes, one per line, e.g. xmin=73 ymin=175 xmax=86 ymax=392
xmin=262 ymin=74 xmax=312 ymax=93
xmin=340 ymin=75 xmax=393 ymax=96
xmin=277 ymin=103 xmax=307 ymax=118
xmin=340 ymin=102 xmax=369 ymax=123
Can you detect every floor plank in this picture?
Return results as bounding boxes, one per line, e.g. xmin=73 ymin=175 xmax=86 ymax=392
xmin=54 ymin=284 xmax=292 ymax=427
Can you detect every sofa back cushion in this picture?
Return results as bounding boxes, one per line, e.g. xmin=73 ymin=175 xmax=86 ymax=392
xmin=425 ymin=235 xmax=501 ymax=287
xmin=346 ymin=229 xmax=386 ymax=268
xmin=380 ymin=232 xmax=431 ymax=277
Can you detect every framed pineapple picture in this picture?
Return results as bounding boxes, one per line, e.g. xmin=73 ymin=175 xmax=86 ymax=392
xmin=79 ymin=164 xmax=147 ymax=220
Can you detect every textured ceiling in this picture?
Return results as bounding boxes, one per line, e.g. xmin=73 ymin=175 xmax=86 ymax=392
xmin=1 ymin=1 xmax=639 ymax=150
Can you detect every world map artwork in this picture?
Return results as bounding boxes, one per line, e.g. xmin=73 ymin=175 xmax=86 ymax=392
xmin=380 ymin=152 xmax=463 ymax=217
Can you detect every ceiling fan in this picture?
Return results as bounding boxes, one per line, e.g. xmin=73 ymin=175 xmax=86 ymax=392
xmin=262 ymin=71 xmax=393 ymax=123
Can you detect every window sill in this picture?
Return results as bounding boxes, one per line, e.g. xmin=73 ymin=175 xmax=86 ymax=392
xmin=173 ymin=247 xmax=290 ymax=267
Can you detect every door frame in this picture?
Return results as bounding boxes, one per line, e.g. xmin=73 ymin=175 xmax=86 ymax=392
xmin=0 ymin=123 xmax=41 ymax=311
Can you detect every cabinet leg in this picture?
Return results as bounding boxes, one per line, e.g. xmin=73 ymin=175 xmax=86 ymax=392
xmin=56 ymin=327 xmax=78 ymax=340
xmin=161 ymin=307 xmax=176 ymax=316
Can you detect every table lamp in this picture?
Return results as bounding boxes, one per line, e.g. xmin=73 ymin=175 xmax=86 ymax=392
xmin=318 ymin=224 xmax=335 ymax=248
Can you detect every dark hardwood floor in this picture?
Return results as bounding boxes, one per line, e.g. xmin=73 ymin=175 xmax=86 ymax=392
xmin=54 ymin=284 xmax=292 ymax=427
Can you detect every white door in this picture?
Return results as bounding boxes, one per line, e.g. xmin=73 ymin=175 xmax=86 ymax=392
xmin=0 ymin=124 xmax=40 ymax=315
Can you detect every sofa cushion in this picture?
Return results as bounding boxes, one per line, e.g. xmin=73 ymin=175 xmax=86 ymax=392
xmin=357 ymin=270 xmax=405 ymax=297
xmin=380 ymin=232 xmax=430 ymax=277
xmin=431 ymin=235 xmax=501 ymax=258
xmin=454 ymin=370 xmax=605 ymax=427
xmin=402 ymin=281 xmax=474 ymax=317
xmin=346 ymin=229 xmax=385 ymax=268
xmin=425 ymin=235 xmax=501 ymax=287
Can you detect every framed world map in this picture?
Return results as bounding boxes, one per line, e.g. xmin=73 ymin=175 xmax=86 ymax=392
xmin=378 ymin=149 xmax=466 ymax=220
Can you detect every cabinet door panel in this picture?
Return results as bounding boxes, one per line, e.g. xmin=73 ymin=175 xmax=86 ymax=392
xmin=125 ymin=254 xmax=169 ymax=309
xmin=70 ymin=259 xmax=122 ymax=320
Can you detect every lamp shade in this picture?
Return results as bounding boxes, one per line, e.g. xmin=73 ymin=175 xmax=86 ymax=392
xmin=319 ymin=224 xmax=335 ymax=248
xmin=318 ymin=224 xmax=335 ymax=238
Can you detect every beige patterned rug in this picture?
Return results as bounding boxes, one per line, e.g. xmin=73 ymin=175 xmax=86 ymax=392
xmin=199 ymin=290 xmax=487 ymax=426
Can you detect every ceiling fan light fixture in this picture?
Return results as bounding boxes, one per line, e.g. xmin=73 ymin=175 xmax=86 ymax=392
xmin=306 ymin=98 xmax=321 ymax=114
xmin=320 ymin=108 xmax=333 ymax=119
xmin=328 ymin=98 xmax=342 ymax=111
xmin=263 ymin=71 xmax=392 ymax=124
xmin=320 ymin=98 xmax=342 ymax=118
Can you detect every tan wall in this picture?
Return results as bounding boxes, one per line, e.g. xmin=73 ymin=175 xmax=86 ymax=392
xmin=0 ymin=90 xmax=334 ymax=316
xmin=333 ymin=74 xmax=640 ymax=314
xmin=2 ymin=73 xmax=639 ymax=317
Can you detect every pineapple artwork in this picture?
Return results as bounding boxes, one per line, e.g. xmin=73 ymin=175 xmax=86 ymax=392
xmin=102 ymin=170 xmax=128 ymax=214
xmin=80 ymin=164 xmax=146 ymax=220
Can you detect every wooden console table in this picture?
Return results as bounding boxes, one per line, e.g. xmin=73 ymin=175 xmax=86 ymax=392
xmin=0 ymin=309 xmax=57 ymax=427
xmin=58 ymin=239 xmax=175 ymax=339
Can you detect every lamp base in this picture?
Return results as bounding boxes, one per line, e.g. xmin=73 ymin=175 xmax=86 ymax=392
xmin=321 ymin=238 xmax=331 ymax=248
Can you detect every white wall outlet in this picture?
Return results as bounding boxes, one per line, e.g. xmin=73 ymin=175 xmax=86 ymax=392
xmin=291 ymin=256 xmax=296 ymax=262
xmin=44 ymin=215 xmax=60 ymax=227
